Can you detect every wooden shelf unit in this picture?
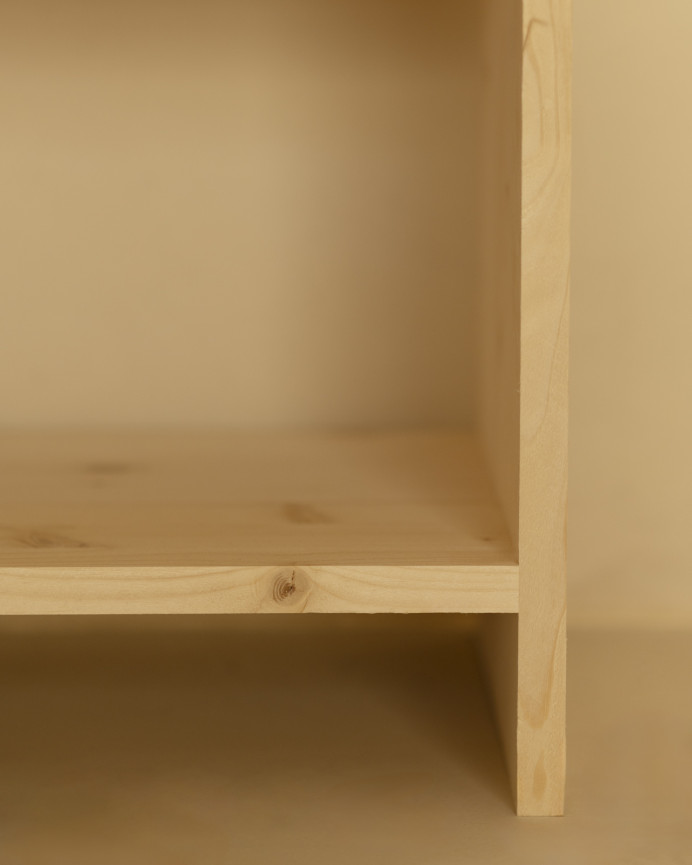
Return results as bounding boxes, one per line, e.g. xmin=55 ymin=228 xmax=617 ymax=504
xmin=0 ymin=430 xmax=518 ymax=615
xmin=1 ymin=0 xmax=570 ymax=817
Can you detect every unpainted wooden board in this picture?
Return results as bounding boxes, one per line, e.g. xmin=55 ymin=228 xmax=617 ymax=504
xmin=517 ymin=0 xmax=570 ymax=817
xmin=478 ymin=0 xmax=570 ymax=816
xmin=477 ymin=0 xmax=522 ymax=553
xmin=0 ymin=431 xmax=518 ymax=615
xmin=477 ymin=0 xmax=523 ymax=810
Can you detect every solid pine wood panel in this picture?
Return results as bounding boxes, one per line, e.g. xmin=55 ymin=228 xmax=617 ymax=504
xmin=517 ymin=0 xmax=570 ymax=817
xmin=477 ymin=0 xmax=523 ymax=810
xmin=477 ymin=0 xmax=522 ymax=552
xmin=0 ymin=565 xmax=518 ymax=616
xmin=479 ymin=0 xmax=570 ymax=817
xmin=0 ymin=431 xmax=518 ymax=615
xmin=0 ymin=0 xmax=570 ymax=818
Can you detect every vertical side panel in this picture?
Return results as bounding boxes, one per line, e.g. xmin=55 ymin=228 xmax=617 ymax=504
xmin=517 ymin=0 xmax=571 ymax=816
xmin=479 ymin=0 xmax=570 ymax=816
xmin=477 ymin=0 xmax=522 ymax=549
xmin=477 ymin=0 xmax=522 ymax=811
xmin=479 ymin=612 xmax=518 ymax=804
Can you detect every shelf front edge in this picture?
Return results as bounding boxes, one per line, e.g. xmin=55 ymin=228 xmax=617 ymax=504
xmin=0 ymin=564 xmax=519 ymax=615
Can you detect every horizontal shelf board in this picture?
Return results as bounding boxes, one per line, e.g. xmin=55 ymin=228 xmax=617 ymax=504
xmin=0 ymin=430 xmax=518 ymax=614
xmin=0 ymin=565 xmax=518 ymax=616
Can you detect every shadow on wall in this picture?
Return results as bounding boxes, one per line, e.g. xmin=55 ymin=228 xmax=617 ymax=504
xmin=0 ymin=0 xmax=485 ymax=427
xmin=0 ymin=615 xmax=513 ymax=830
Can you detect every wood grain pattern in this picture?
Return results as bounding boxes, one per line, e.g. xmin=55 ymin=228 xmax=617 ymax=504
xmin=0 ymin=0 xmax=571 ymax=818
xmin=477 ymin=0 xmax=523 ymax=811
xmin=0 ymin=565 xmax=517 ymax=616
xmin=0 ymin=431 xmax=518 ymax=615
xmin=517 ymin=0 xmax=570 ymax=816
xmin=477 ymin=0 xmax=522 ymax=552
xmin=478 ymin=0 xmax=570 ymax=816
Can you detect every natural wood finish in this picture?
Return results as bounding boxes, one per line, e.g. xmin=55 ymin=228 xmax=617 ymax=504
xmin=479 ymin=614 xmax=518 ymax=802
xmin=0 ymin=0 xmax=571 ymax=819
xmin=0 ymin=566 xmax=517 ymax=616
xmin=477 ymin=0 xmax=522 ymax=551
xmin=0 ymin=430 xmax=517 ymax=615
xmin=517 ymin=0 xmax=570 ymax=817
xmin=479 ymin=0 xmax=570 ymax=816
xmin=477 ymin=0 xmax=523 ymax=810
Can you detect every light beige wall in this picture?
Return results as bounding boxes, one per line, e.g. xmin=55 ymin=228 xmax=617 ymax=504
xmin=569 ymin=0 xmax=692 ymax=626
xmin=0 ymin=0 xmax=479 ymax=429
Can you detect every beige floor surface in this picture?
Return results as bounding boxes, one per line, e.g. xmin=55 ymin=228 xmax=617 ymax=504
xmin=0 ymin=616 xmax=689 ymax=864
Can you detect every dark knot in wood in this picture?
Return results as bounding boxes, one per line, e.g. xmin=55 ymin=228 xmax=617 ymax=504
xmin=272 ymin=568 xmax=310 ymax=609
